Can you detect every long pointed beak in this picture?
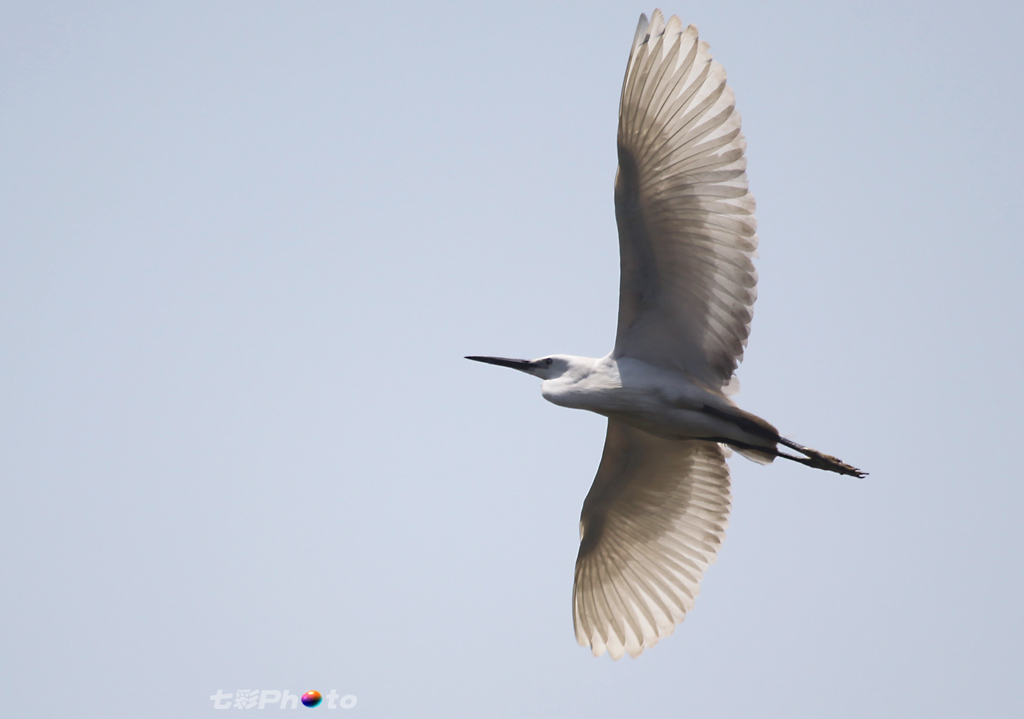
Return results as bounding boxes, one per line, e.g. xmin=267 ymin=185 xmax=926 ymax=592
xmin=465 ymin=355 xmax=535 ymax=373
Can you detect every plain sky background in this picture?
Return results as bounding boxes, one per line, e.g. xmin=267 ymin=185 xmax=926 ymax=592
xmin=2 ymin=1 xmax=1022 ymax=716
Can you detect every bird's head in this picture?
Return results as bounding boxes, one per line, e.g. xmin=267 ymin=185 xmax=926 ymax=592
xmin=465 ymin=354 xmax=581 ymax=381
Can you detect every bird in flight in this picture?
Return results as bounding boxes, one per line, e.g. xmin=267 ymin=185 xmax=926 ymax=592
xmin=467 ymin=9 xmax=865 ymax=660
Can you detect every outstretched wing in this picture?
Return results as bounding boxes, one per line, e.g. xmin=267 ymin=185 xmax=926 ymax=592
xmin=614 ymin=10 xmax=758 ymax=389
xmin=573 ymin=420 xmax=731 ymax=659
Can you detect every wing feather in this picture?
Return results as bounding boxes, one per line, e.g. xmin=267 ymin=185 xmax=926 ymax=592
xmin=614 ymin=12 xmax=758 ymax=388
xmin=573 ymin=419 xmax=731 ymax=659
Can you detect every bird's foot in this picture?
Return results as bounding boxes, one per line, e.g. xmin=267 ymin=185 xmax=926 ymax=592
xmin=778 ymin=437 xmax=867 ymax=478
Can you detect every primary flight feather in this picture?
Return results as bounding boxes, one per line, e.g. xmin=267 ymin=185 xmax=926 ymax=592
xmin=467 ymin=9 xmax=864 ymax=660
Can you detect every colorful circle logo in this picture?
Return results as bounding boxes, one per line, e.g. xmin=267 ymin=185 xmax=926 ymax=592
xmin=301 ymin=691 xmax=322 ymax=708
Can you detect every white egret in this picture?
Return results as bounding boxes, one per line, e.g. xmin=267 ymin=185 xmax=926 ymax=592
xmin=467 ymin=9 xmax=865 ymax=660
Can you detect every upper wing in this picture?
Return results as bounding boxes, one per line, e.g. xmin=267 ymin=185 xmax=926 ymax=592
xmin=573 ymin=420 xmax=731 ymax=659
xmin=614 ymin=11 xmax=758 ymax=390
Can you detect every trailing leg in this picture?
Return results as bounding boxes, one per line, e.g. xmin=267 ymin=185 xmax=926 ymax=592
xmin=777 ymin=437 xmax=866 ymax=477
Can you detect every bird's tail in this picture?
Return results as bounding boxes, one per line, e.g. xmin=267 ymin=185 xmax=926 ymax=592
xmin=732 ymin=444 xmax=777 ymax=465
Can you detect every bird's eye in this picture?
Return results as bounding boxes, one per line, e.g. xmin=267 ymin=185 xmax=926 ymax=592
xmin=545 ymin=358 xmax=554 ymax=366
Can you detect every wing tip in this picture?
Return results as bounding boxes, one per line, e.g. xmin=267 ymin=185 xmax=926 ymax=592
xmin=632 ymin=12 xmax=649 ymax=48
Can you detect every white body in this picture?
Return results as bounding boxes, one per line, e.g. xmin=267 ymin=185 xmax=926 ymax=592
xmin=540 ymin=354 xmax=771 ymax=450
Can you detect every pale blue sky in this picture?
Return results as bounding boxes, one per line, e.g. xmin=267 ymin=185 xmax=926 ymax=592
xmin=2 ymin=1 xmax=1022 ymax=717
